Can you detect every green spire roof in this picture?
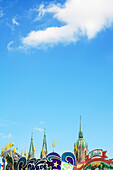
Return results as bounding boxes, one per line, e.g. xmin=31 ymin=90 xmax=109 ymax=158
xmin=28 ymin=132 xmax=34 ymax=159
xmin=40 ymin=129 xmax=48 ymax=158
xmin=78 ymin=116 xmax=83 ymax=139
xmin=42 ymin=129 xmax=47 ymax=154
xmin=76 ymin=116 xmax=86 ymax=149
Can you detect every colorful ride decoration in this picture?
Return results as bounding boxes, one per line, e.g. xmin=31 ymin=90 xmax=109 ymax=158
xmin=1 ymin=151 xmax=76 ymax=170
xmin=61 ymin=152 xmax=76 ymax=170
xmin=15 ymin=152 xmax=76 ymax=170
xmin=46 ymin=152 xmax=61 ymax=169
xmin=74 ymin=149 xmax=113 ymax=170
xmin=1 ymin=142 xmax=22 ymax=170
xmin=1 ymin=147 xmax=113 ymax=170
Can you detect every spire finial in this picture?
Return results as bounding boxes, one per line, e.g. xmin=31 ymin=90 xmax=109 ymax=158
xmin=31 ymin=132 xmax=33 ymax=140
xmin=44 ymin=128 xmax=46 ymax=135
xmin=79 ymin=116 xmax=83 ymax=138
xmin=80 ymin=116 xmax=81 ymax=132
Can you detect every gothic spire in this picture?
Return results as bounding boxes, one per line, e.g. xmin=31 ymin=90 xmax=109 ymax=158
xmin=43 ymin=129 xmax=47 ymax=154
xmin=28 ymin=132 xmax=34 ymax=159
xmin=78 ymin=116 xmax=83 ymax=138
xmin=40 ymin=129 xmax=48 ymax=158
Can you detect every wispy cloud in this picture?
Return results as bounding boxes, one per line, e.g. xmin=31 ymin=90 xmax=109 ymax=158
xmin=34 ymin=127 xmax=44 ymax=132
xmin=33 ymin=4 xmax=46 ymax=22
xmin=12 ymin=17 xmax=19 ymax=26
xmin=3 ymin=133 xmax=11 ymax=138
xmin=6 ymin=17 xmax=19 ymax=32
xmin=7 ymin=41 xmax=14 ymax=51
xmin=0 ymin=133 xmax=12 ymax=139
xmin=21 ymin=0 xmax=113 ymax=49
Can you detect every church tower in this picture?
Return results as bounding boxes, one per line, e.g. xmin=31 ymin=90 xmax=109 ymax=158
xmin=28 ymin=133 xmax=35 ymax=160
xmin=74 ymin=117 xmax=88 ymax=163
xmin=40 ymin=129 xmax=48 ymax=158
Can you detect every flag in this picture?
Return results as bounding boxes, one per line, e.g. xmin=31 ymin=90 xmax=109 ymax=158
xmin=2 ymin=146 xmax=4 ymax=152
xmin=5 ymin=145 xmax=7 ymax=150
xmin=52 ymin=139 xmax=55 ymax=148
xmin=42 ymin=147 xmax=44 ymax=156
xmin=7 ymin=144 xmax=9 ymax=149
xmin=9 ymin=142 xmax=12 ymax=148
xmin=13 ymin=147 xmax=16 ymax=155
xmin=16 ymin=145 xmax=18 ymax=150
xmin=74 ymin=144 xmax=77 ymax=151
xmin=33 ymin=145 xmax=35 ymax=153
xmin=12 ymin=141 xmax=14 ymax=147
xmin=10 ymin=150 xmax=12 ymax=157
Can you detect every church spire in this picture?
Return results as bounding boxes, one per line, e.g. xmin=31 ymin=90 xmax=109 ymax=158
xmin=40 ymin=129 xmax=48 ymax=158
xmin=28 ymin=132 xmax=34 ymax=159
xmin=43 ymin=129 xmax=47 ymax=154
xmin=75 ymin=117 xmax=88 ymax=163
xmin=78 ymin=116 xmax=83 ymax=138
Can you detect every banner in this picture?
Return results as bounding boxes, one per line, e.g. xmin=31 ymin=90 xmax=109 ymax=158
xmin=86 ymin=149 xmax=108 ymax=161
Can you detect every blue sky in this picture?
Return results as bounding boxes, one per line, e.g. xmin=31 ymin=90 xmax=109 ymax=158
xmin=0 ymin=0 xmax=113 ymax=161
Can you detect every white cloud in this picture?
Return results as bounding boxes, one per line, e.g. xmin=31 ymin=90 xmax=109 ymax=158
xmin=12 ymin=18 xmax=19 ymax=26
xmin=7 ymin=41 xmax=14 ymax=51
xmin=22 ymin=0 xmax=113 ymax=48
xmin=0 ymin=133 xmax=12 ymax=138
xmin=3 ymin=133 xmax=11 ymax=138
xmin=22 ymin=25 xmax=77 ymax=48
xmin=34 ymin=127 xmax=44 ymax=132
xmin=32 ymin=4 xmax=46 ymax=22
